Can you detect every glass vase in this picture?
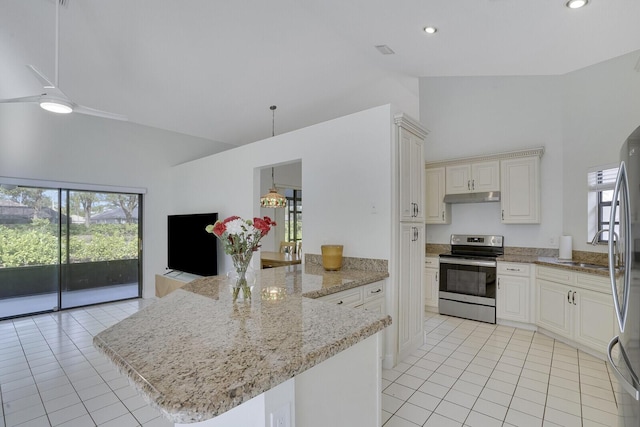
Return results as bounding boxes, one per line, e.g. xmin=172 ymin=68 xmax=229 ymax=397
xmin=229 ymin=252 xmax=255 ymax=301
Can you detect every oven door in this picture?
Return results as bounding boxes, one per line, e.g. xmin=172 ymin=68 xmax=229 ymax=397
xmin=439 ymin=257 xmax=496 ymax=305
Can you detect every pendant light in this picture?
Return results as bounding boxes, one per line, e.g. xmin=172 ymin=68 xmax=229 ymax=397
xmin=260 ymin=106 xmax=287 ymax=208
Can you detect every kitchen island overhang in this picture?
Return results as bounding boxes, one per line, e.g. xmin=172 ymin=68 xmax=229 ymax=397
xmin=93 ymin=264 xmax=391 ymax=425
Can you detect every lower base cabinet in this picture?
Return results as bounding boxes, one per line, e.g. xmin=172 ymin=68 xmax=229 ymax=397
xmin=424 ymin=257 xmax=439 ymax=310
xmin=496 ymin=262 xmax=531 ymax=323
xmin=537 ymin=279 xmax=572 ymax=337
xmin=536 ymin=267 xmax=615 ymax=353
xmin=317 ymin=280 xmax=386 ymax=314
xmin=573 ymin=288 xmax=616 ymax=351
xmin=318 ymin=280 xmax=387 ymax=362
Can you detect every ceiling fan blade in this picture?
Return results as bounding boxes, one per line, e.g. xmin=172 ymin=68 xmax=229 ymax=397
xmin=74 ymin=104 xmax=128 ymax=121
xmin=26 ymin=65 xmax=55 ymax=89
xmin=0 ymin=95 xmax=41 ymax=104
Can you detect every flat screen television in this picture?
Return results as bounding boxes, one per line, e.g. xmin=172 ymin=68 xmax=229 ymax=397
xmin=167 ymin=212 xmax=218 ymax=276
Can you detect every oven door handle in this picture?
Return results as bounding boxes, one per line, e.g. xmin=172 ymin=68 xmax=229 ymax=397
xmin=439 ymin=257 xmax=496 ymax=268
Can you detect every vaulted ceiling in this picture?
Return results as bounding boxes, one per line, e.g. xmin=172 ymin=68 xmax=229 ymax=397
xmin=2 ymin=0 xmax=639 ymax=146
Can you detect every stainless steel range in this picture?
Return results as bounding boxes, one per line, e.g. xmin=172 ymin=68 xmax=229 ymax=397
xmin=439 ymin=234 xmax=504 ymax=324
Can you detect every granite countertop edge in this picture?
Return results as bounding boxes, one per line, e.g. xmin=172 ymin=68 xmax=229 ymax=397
xmin=93 ymin=311 xmax=392 ymax=423
xmin=499 ymin=255 xmax=616 ymax=277
xmin=300 ymin=271 xmax=390 ymax=299
xmin=93 ymin=265 xmax=391 ymax=424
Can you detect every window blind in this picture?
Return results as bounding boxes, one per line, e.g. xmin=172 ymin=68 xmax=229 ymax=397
xmin=587 ymin=165 xmax=619 ymax=192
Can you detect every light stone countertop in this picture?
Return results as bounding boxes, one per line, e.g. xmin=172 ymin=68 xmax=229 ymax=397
xmin=499 ymin=255 xmax=616 ymax=277
xmin=93 ymin=264 xmax=391 ymax=424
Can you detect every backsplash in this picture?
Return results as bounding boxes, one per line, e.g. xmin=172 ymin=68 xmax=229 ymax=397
xmin=504 ymin=246 xmax=558 ymax=257
xmin=425 ymin=244 xmax=450 ymax=255
xmin=426 ymin=244 xmax=608 ymax=265
xmin=305 ymin=254 xmax=388 ymax=272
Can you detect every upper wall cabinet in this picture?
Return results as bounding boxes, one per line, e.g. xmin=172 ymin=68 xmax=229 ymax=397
xmin=445 ymin=161 xmax=500 ymax=195
xmin=398 ymin=121 xmax=427 ymax=222
xmin=501 ymin=156 xmax=541 ymax=224
xmin=425 ymin=147 xmax=544 ymax=225
xmin=425 ymin=167 xmax=450 ymax=224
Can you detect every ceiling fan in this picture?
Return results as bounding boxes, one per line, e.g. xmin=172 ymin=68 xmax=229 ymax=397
xmin=0 ymin=0 xmax=127 ymax=121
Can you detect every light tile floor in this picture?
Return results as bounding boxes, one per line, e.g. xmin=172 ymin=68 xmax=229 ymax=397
xmin=382 ymin=311 xmax=620 ymax=427
xmin=0 ymin=298 xmax=171 ymax=427
xmin=0 ymin=300 xmax=621 ymax=427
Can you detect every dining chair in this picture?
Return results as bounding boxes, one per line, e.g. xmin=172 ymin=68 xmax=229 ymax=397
xmin=279 ymin=241 xmax=296 ymax=254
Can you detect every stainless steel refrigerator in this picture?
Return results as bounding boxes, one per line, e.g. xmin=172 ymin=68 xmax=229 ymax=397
xmin=607 ymin=131 xmax=640 ymax=426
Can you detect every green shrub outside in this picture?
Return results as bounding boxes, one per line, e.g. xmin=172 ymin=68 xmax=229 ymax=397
xmin=0 ymin=219 xmax=138 ymax=268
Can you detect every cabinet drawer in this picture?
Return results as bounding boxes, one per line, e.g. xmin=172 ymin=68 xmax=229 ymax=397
xmin=537 ymin=266 xmax=573 ymax=285
xmin=319 ymin=287 xmax=364 ymax=308
xmin=425 ymin=257 xmax=439 ymax=268
xmin=363 ymin=281 xmax=385 ymax=302
xmin=576 ymin=272 xmax=612 ymax=294
xmin=361 ymin=298 xmax=385 ymax=314
xmin=497 ymin=262 xmax=530 ymax=277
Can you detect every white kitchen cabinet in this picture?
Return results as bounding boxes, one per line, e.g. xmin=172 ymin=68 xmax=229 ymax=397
xmin=501 ymin=156 xmax=541 ymax=224
xmin=496 ymin=262 xmax=530 ymax=323
xmin=318 ymin=280 xmax=385 ymax=313
xmin=537 ymin=279 xmax=573 ymax=338
xmin=574 ymin=288 xmax=616 ymax=351
xmin=445 ymin=160 xmax=499 ymax=195
xmin=425 ymin=167 xmax=450 ymax=224
xmin=398 ymin=223 xmax=425 ymax=361
xmin=424 ymin=257 xmax=439 ymax=310
xmin=393 ymin=113 xmax=428 ymax=367
xmin=399 ymin=126 xmax=425 ymax=222
xmin=536 ymin=266 xmax=615 ymax=353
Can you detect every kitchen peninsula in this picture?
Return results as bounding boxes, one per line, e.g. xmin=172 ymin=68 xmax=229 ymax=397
xmin=94 ymin=264 xmax=391 ymax=426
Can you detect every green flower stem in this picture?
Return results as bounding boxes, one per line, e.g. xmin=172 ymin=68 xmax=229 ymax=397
xmin=231 ymin=253 xmax=252 ymax=301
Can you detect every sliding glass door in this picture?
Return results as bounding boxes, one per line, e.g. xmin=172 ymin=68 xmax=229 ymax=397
xmin=0 ymin=183 xmax=142 ymax=319
xmin=61 ymin=190 xmax=141 ymax=309
xmin=0 ymin=185 xmax=61 ymax=318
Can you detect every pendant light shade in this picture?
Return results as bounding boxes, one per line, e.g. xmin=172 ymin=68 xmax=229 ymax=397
xmin=260 ymin=186 xmax=287 ymax=208
xmin=260 ymin=105 xmax=287 ymax=208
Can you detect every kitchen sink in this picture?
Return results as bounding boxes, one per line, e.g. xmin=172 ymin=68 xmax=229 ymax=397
xmin=556 ymin=260 xmax=609 ymax=270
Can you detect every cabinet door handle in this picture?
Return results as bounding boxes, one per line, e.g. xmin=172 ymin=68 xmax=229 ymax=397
xmin=567 ymin=290 xmax=571 ymax=303
xmin=468 ymin=180 xmax=471 ymax=190
xmin=572 ymin=291 xmax=576 ymax=305
xmin=472 ymin=179 xmax=475 ymax=190
xmin=506 ymin=268 xmax=520 ymax=272
xmin=337 ymin=300 xmax=343 ymax=305
xmin=370 ymin=289 xmax=382 ymax=294
xmin=435 ymin=272 xmax=438 ymax=281
xmin=442 ymin=211 xmax=445 ymax=221
xmin=497 ymin=278 xmax=500 ymax=289
xmin=502 ymin=210 xmax=505 ymax=220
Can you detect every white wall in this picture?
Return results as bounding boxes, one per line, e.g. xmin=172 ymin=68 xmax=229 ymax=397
xmin=419 ymin=50 xmax=640 ymax=251
xmin=563 ymin=51 xmax=640 ymax=251
xmin=419 ymin=76 xmax=565 ymax=248
xmin=169 ymin=105 xmax=394 ymax=274
xmin=0 ymin=103 xmax=234 ymax=298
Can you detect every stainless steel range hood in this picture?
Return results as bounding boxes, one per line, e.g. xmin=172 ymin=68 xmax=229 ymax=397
xmin=443 ymin=191 xmax=501 ymax=204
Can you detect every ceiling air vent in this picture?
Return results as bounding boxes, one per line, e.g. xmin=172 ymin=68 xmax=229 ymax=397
xmin=375 ymin=45 xmax=395 ymax=55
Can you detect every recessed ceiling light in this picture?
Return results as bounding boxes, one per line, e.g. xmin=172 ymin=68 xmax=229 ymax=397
xmin=566 ymin=0 xmax=588 ymax=8
xmin=423 ymin=26 xmax=437 ymax=34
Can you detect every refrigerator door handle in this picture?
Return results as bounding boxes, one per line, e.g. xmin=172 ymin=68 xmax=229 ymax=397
xmin=610 ymin=161 xmax=631 ymax=332
xmin=607 ymin=336 xmax=640 ymax=401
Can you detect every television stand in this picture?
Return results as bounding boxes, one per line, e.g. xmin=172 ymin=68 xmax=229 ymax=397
xmin=155 ymin=271 xmax=201 ymax=297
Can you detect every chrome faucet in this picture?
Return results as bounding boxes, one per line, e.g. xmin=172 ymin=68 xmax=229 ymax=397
xmin=591 ymin=229 xmax=620 ymax=267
